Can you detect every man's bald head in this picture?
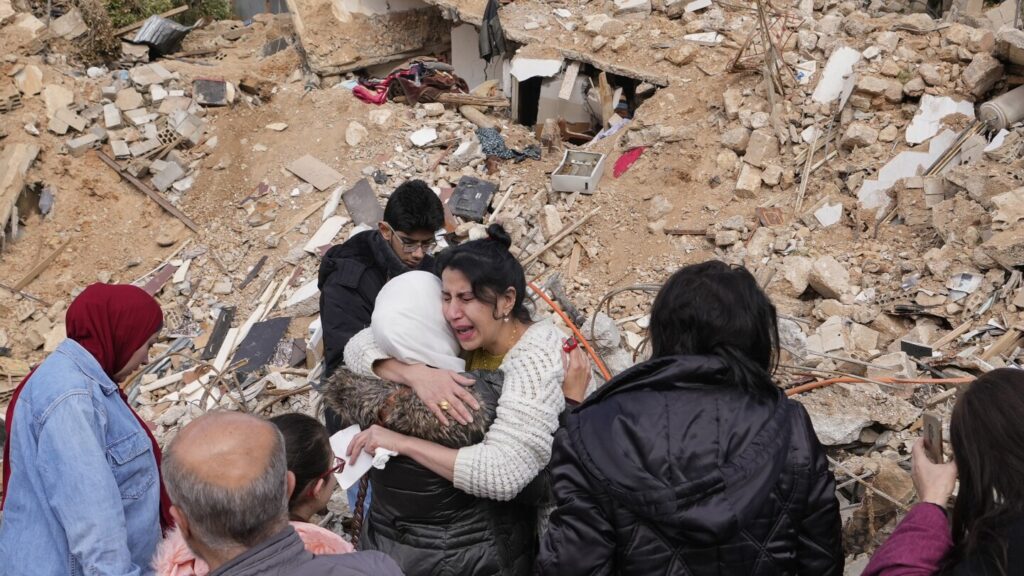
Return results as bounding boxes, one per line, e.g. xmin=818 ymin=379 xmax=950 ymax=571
xmin=164 ymin=411 xmax=290 ymax=551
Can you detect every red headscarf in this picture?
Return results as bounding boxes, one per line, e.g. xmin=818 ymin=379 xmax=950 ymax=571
xmin=3 ymin=284 xmax=174 ymax=529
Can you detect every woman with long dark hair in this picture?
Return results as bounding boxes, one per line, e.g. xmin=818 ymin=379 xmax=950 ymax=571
xmin=537 ymin=260 xmax=843 ymax=575
xmin=338 ymin=224 xmax=566 ymax=574
xmin=864 ymin=367 xmax=1024 ymax=575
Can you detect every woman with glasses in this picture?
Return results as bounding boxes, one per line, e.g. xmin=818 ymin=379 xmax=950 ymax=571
xmin=153 ymin=413 xmax=353 ymax=574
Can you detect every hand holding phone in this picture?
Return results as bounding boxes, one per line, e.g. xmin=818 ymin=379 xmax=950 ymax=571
xmin=922 ymin=412 xmax=943 ymax=463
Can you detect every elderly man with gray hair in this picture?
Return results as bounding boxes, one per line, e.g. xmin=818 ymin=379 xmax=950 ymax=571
xmin=162 ymin=411 xmax=402 ymax=576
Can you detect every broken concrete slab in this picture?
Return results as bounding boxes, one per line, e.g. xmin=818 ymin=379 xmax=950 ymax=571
xmin=963 ymin=53 xmax=1003 ymax=98
xmin=50 ymin=8 xmax=87 ymax=39
xmin=797 ymin=383 xmax=920 ymax=445
xmin=103 ymin=103 xmax=123 ymax=129
xmin=812 ymin=46 xmax=861 ymax=104
xmin=906 ymin=95 xmax=974 ymax=145
xmin=286 ymin=155 xmax=343 ymax=191
xmin=743 ymin=129 xmax=778 ymax=168
xmin=808 ymin=255 xmax=852 ymax=299
xmin=66 ymin=133 xmax=101 ymax=157
xmin=734 ymin=164 xmax=762 ymax=197
xmin=14 ymin=65 xmax=43 ymax=96
xmin=42 ymin=84 xmax=74 ymax=118
xmin=152 ymin=162 xmax=186 ymax=192
xmin=115 ymin=88 xmax=144 ymax=111
xmin=841 ymin=122 xmax=879 ymax=149
xmin=982 ymin=228 xmax=1024 ymax=268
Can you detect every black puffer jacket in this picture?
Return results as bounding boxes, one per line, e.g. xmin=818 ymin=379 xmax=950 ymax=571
xmin=326 ymin=369 xmax=539 ymax=576
xmin=537 ymin=355 xmax=843 ymax=576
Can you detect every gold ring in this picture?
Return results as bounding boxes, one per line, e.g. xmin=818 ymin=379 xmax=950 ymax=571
xmin=439 ymin=400 xmax=450 ymax=411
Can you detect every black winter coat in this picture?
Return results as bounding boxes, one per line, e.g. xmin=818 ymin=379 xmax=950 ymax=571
xmin=537 ymin=355 xmax=843 ymax=576
xmin=317 ymin=230 xmax=435 ymax=378
xmin=326 ymin=369 xmax=539 ymax=576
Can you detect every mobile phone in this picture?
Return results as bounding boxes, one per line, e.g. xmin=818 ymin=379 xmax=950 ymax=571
xmin=922 ymin=412 xmax=943 ymax=463
xmin=562 ymin=337 xmax=579 ymax=353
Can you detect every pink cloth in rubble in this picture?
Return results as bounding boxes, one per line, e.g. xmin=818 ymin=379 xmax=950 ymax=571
xmin=862 ymin=502 xmax=953 ymax=576
xmin=152 ymin=522 xmax=354 ymax=576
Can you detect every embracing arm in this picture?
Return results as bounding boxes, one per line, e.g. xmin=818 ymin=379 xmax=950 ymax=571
xmin=453 ymin=332 xmax=565 ymax=501
xmin=38 ymin=392 xmax=146 ymax=576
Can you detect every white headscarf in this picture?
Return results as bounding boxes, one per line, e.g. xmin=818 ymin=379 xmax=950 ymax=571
xmin=372 ymin=271 xmax=466 ymax=372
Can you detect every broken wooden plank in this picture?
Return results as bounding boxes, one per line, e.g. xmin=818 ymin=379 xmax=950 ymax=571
xmin=522 ymin=208 xmax=599 ymax=267
xmin=14 ymin=237 xmax=72 ymax=290
xmin=567 ymin=241 xmax=582 ymax=277
xmin=115 ymin=5 xmax=189 ymax=36
xmin=981 ymin=327 xmax=1023 ymax=361
xmin=559 ymin=61 xmax=581 ymax=101
xmin=0 ymin=282 xmax=50 ymax=306
xmin=458 ymin=105 xmax=498 ymax=130
xmin=239 ymin=256 xmax=268 ymax=289
xmin=202 ymin=306 xmax=236 ymax=361
xmin=141 ymin=263 xmax=178 ymax=295
xmin=96 ymin=150 xmax=201 ymax=233
xmin=286 ymin=154 xmax=343 ymax=192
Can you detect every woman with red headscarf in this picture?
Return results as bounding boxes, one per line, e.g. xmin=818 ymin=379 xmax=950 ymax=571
xmin=0 ymin=283 xmax=171 ymax=576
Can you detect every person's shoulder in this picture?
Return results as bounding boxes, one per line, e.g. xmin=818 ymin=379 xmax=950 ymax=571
xmin=23 ymin=342 xmax=102 ymax=405
xmin=520 ymin=319 xmax=565 ymax=348
xmin=304 ymin=549 xmax=402 ymax=575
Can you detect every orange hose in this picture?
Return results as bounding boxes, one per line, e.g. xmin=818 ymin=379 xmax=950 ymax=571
xmin=785 ymin=376 xmax=974 ymax=397
xmin=528 ymin=282 xmax=612 ymax=381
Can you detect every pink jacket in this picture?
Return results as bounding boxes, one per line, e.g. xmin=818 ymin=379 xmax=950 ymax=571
xmin=862 ymin=503 xmax=952 ymax=576
xmin=152 ymin=522 xmax=355 ymax=576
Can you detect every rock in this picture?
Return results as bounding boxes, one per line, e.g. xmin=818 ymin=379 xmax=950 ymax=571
xmin=735 ymin=164 xmax=762 ymax=197
xmin=982 ymin=229 xmax=1024 ymax=268
xmin=962 ymin=53 xmax=1003 ymax=98
xmin=903 ymin=77 xmax=926 ymax=98
xmin=103 ymin=103 xmax=123 ymax=129
xmin=647 ymin=195 xmax=673 ymax=220
xmin=878 ymin=124 xmax=898 ymax=142
xmin=761 ymin=165 xmax=782 ymax=187
xmin=796 ymin=384 xmax=920 ymax=445
xmin=590 ymin=312 xmax=622 ymax=349
xmin=422 ymin=102 xmax=445 ymax=117
xmin=611 ymin=36 xmax=629 ymax=52
xmin=716 ymin=149 xmax=739 ymax=173
xmin=584 ymin=14 xmax=626 ymax=36
xmin=592 ymin=35 xmax=609 ymax=51
xmin=742 ymin=129 xmax=779 ymax=168
xmin=66 ymin=134 xmax=100 ymax=156
xmin=798 ymin=30 xmax=818 ymax=52
xmin=212 ymin=280 xmax=233 ymax=295
xmin=723 ymin=88 xmax=743 ymax=120
xmin=614 ymin=0 xmax=652 ymax=16
xmin=51 ymin=8 xmax=87 ymax=39
xmin=918 ymin=63 xmax=943 ymax=86
xmin=715 ymin=229 xmax=740 ymax=246
xmin=855 ymin=75 xmax=903 ymax=103
xmin=13 ymin=65 xmax=42 ymax=96
xmin=345 ymin=121 xmax=368 ymax=146
xmin=449 ymin=137 xmax=484 ymax=170
xmin=848 ymin=323 xmax=881 ymax=353
xmin=368 ymin=109 xmax=392 ymax=126
xmin=782 ymin=255 xmax=813 ymax=296
xmin=115 ymin=88 xmax=144 ymax=111
xmin=152 ymin=162 xmax=185 ymax=192
xmin=842 ymin=14 xmax=877 ymax=37
xmin=720 ymin=126 xmax=750 ymax=153
xmin=43 ymin=84 xmax=74 ymax=118
xmin=841 ymin=122 xmax=879 ymax=149
xmin=666 ymin=44 xmax=698 ymax=65
xmin=808 ymin=255 xmax=851 ymax=299
xmin=266 ymin=122 xmax=288 ymax=131
xmin=866 ymin=351 xmax=917 ymax=380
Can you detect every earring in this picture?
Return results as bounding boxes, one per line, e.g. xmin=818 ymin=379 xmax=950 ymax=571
xmin=504 ymin=313 xmax=511 ymax=322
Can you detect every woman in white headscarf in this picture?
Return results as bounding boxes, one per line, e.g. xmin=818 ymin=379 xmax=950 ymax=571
xmin=324 ymin=270 xmax=543 ymax=576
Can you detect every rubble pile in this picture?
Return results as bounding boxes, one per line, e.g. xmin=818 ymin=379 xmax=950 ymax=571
xmin=2 ymin=0 xmax=1024 ymax=564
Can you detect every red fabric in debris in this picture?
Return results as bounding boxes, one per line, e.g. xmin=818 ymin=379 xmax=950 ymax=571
xmin=613 ymin=147 xmax=646 ymax=178
xmin=2 ymin=283 xmax=174 ymax=530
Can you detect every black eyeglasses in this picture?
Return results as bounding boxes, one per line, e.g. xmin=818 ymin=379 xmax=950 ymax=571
xmin=384 ymin=223 xmax=437 ymax=255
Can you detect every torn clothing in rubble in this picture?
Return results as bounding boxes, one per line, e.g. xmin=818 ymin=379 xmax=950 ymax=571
xmin=479 ymin=0 xmax=508 ymax=62
xmin=353 ymin=62 xmax=469 ymax=107
xmin=207 ymin=525 xmax=402 ymax=576
xmin=476 ymin=127 xmax=541 ymax=162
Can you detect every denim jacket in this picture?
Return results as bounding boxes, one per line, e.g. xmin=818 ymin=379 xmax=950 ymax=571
xmin=0 ymin=339 xmax=161 ymax=576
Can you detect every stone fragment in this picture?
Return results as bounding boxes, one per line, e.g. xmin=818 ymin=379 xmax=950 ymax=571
xmin=42 ymin=84 xmax=74 ymax=118
xmin=345 ymin=121 xmax=368 ymax=146
xmin=742 ymin=129 xmax=778 ymax=168
xmin=592 ymin=35 xmax=609 ymax=51
xmin=51 ymin=8 xmax=87 ymax=39
xmin=982 ymin=229 xmax=1024 ymax=268
xmin=903 ymin=77 xmax=926 ymax=98
xmin=666 ymin=44 xmax=698 ymax=65
xmin=918 ymin=63 xmax=943 ymax=86
xmin=152 ymin=162 xmax=185 ymax=192
xmin=115 ymin=88 xmax=144 ymax=111
xmin=584 ymin=14 xmax=626 ymax=36
xmin=14 ymin=65 xmax=43 ymax=96
xmin=614 ymin=0 xmax=652 ymax=16
xmin=866 ymin=351 xmax=917 ymax=380
xmin=266 ymin=122 xmax=288 ymax=131
xmin=878 ymin=125 xmax=898 ymax=143
xmin=855 ymin=75 xmax=904 ymax=103
xmin=422 ymin=102 xmax=445 ymax=117
xmin=647 ymin=195 xmax=673 ymax=220
xmin=111 ymin=139 xmax=130 ymax=158
xmin=103 ymin=103 xmax=123 ymax=129
xmin=720 ymin=126 xmax=750 ymax=152
xmin=715 ymin=229 xmax=740 ymax=246
xmin=781 ymin=255 xmax=812 ymax=296
xmin=66 ymin=134 xmax=100 ymax=156
xmin=796 ymin=384 xmax=920 ymax=445
xmin=761 ymin=165 xmax=782 ymax=187
xmin=734 ymin=164 xmax=762 ymax=197
xmin=841 ymin=122 xmax=879 ymax=149
xmin=962 ymin=53 xmax=1003 ymax=98
xmin=808 ymin=255 xmax=851 ymax=299
xmin=723 ymin=88 xmax=743 ymax=120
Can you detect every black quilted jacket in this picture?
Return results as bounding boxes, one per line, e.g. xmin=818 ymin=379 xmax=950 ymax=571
xmin=537 ymin=355 xmax=843 ymax=576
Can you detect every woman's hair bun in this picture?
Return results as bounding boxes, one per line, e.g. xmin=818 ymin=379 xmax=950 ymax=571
xmin=485 ymin=224 xmax=512 ymax=250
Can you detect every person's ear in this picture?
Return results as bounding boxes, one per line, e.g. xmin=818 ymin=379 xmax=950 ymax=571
xmin=500 ymin=288 xmax=517 ymax=317
xmin=286 ymin=470 xmax=296 ymax=501
xmin=377 ymin=221 xmax=391 ymax=239
xmin=312 ymin=478 xmax=326 ymax=498
xmin=171 ymin=505 xmax=190 ymax=539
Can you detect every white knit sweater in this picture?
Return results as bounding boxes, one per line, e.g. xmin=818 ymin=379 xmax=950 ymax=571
xmin=343 ymin=320 xmax=566 ymax=501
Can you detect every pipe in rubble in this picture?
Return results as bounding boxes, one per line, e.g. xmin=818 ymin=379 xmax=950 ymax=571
xmin=979 ymin=84 xmax=1024 ymax=131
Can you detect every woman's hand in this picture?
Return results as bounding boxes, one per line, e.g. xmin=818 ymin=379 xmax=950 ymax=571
xmin=347 ymin=425 xmax=407 ymax=460
xmin=911 ymin=437 xmax=958 ymax=508
xmin=406 ymin=364 xmax=479 ymax=426
xmin=562 ymin=346 xmax=592 ymax=403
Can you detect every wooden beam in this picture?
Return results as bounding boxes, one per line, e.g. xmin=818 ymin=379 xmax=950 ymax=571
xmin=522 ymin=208 xmax=599 ymax=267
xmin=115 ymin=5 xmax=190 ymax=36
xmin=14 ymin=237 xmax=72 ymax=291
xmin=95 ymin=150 xmax=201 ymax=234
